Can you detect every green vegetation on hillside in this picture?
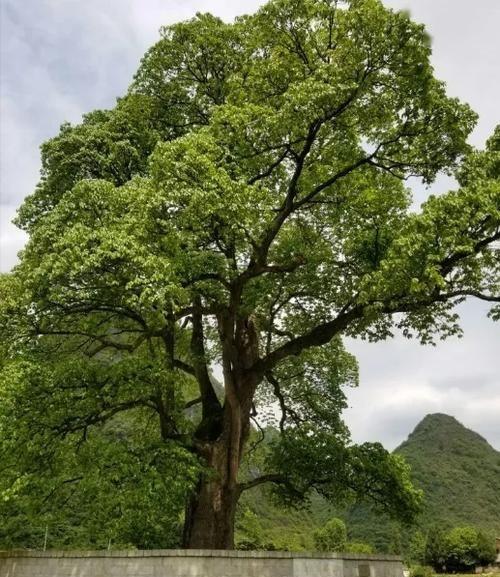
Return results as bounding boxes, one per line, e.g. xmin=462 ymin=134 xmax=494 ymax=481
xmin=397 ymin=414 xmax=500 ymax=534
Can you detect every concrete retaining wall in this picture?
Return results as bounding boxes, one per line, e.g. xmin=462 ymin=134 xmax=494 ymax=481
xmin=0 ymin=549 xmax=403 ymax=577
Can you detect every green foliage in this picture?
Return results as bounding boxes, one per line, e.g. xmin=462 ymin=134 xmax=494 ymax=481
xmin=425 ymin=527 xmax=448 ymax=570
xmin=409 ymin=531 xmax=427 ymax=565
xmin=237 ymin=482 xmax=378 ymax=553
xmin=1 ymin=0 xmax=499 ymax=549
xmin=314 ymin=518 xmax=348 ymax=552
xmin=0 ymin=359 xmax=200 ymax=549
xmin=269 ymin=429 xmax=422 ymax=524
xmin=388 ymin=525 xmax=403 ymax=555
xmin=422 ymin=525 xmax=497 ymax=572
xmin=346 ymin=542 xmax=374 ymax=554
xmin=236 ymin=508 xmax=270 ymax=550
xmin=409 ymin=565 xmax=434 ymax=577
xmin=236 ymin=481 xmax=333 ymax=551
xmin=475 ymin=530 xmax=497 ymax=567
xmin=444 ymin=526 xmax=481 ymax=571
xmin=17 ymin=97 xmax=162 ymax=231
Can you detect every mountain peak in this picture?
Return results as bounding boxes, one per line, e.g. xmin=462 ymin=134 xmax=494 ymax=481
xmin=390 ymin=412 xmax=500 ymax=535
xmin=420 ymin=412 xmax=461 ymax=424
xmin=417 ymin=412 xmax=463 ymax=429
xmin=401 ymin=413 xmax=492 ymax=453
xmin=342 ymin=413 xmax=500 ymax=551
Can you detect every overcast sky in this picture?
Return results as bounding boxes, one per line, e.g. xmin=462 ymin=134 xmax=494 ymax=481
xmin=0 ymin=0 xmax=498 ymax=450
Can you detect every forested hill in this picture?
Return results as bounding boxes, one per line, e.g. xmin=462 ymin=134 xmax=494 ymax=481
xmin=395 ymin=413 xmax=500 ymax=532
xmin=344 ymin=413 xmax=500 ymax=551
xmin=239 ymin=413 xmax=500 ymax=551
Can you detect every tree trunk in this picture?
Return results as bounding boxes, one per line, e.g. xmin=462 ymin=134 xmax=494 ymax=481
xmin=182 ymin=437 xmax=240 ymax=549
xmin=183 ymin=385 xmax=256 ymax=549
xmin=182 ymin=315 xmax=260 ymax=549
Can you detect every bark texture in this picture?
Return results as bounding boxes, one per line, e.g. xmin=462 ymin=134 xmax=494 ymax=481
xmin=183 ymin=316 xmax=260 ymax=549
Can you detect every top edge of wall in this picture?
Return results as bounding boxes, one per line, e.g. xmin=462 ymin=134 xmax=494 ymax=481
xmin=0 ymin=549 xmax=402 ymax=561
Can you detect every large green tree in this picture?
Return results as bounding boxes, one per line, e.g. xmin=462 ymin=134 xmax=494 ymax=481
xmin=1 ymin=0 xmax=499 ymax=549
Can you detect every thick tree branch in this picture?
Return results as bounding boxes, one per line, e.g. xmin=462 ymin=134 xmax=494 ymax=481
xmin=437 ymin=290 xmax=500 ymax=303
xmin=191 ymin=297 xmax=223 ymax=423
xmin=266 ymin=371 xmax=302 ymax=432
xmin=247 ymin=146 xmax=291 ymax=186
xmin=54 ymin=399 xmax=154 ymax=438
xmin=439 ymin=228 xmax=500 ymax=276
xmin=174 ymin=359 xmax=196 ymax=376
xmin=43 ymin=300 xmax=148 ymax=330
xmin=252 ymin=306 xmax=363 ymax=376
xmin=241 ymin=87 xmax=369 ymax=282
xmin=238 ymin=473 xmax=286 ymax=493
xmin=182 ymin=272 xmax=231 ymax=289
xmin=184 ymin=396 xmax=202 ymax=410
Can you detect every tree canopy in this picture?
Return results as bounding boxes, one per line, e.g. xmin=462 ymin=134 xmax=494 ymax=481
xmin=0 ymin=0 xmax=498 ymax=549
